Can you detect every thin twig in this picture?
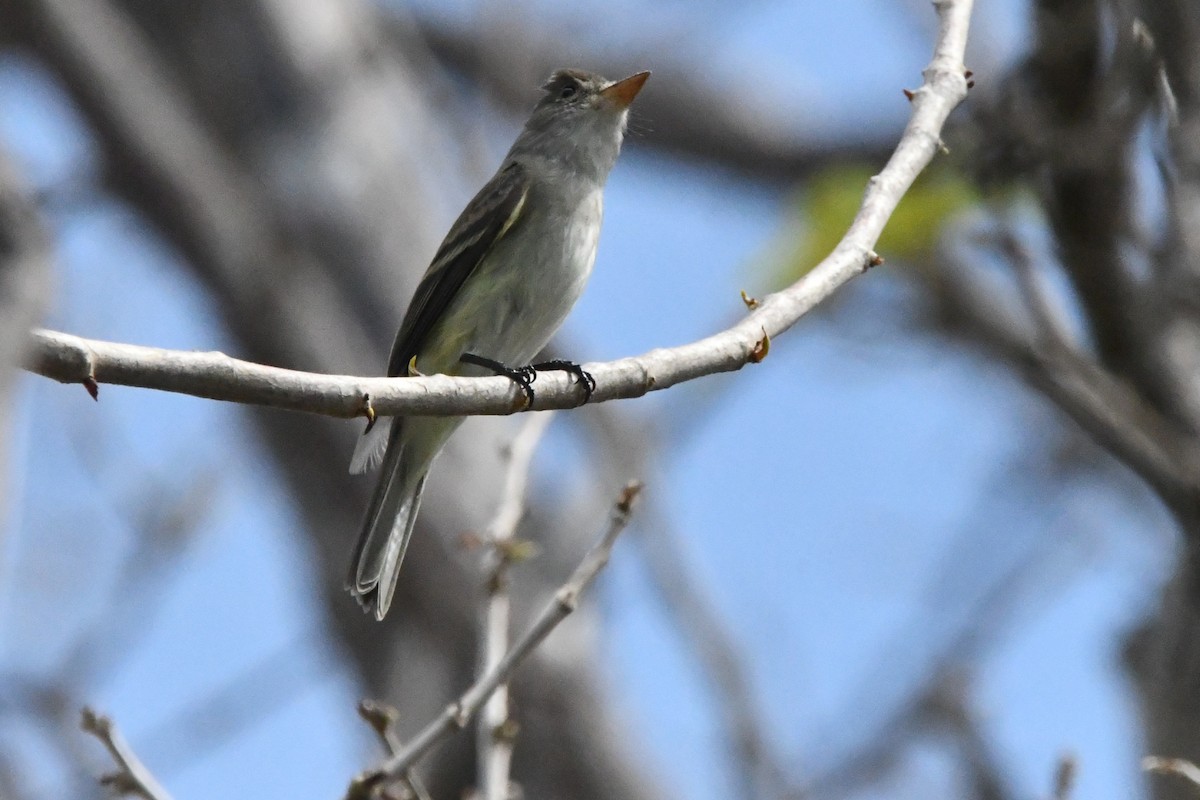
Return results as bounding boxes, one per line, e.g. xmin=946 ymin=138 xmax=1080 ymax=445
xmin=799 ymin=501 xmax=1076 ymax=800
xmin=356 ymin=701 xmax=432 ymax=800
xmin=584 ymin=402 xmax=789 ymax=799
xmin=1052 ymin=752 xmax=1077 ymax=800
xmin=993 ymin=217 xmax=1075 ymax=348
xmin=638 ymin=500 xmax=789 ymax=799
xmin=1144 ymin=756 xmax=1200 ymax=795
xmin=938 ymin=239 xmax=1200 ymax=519
xmin=347 ymin=481 xmax=643 ymax=799
xmin=479 ymin=412 xmax=555 ymax=800
xmin=486 ymin=413 xmax=556 ymax=546
xmin=358 ymin=700 xmax=406 ymax=758
xmin=79 ymin=707 xmax=173 ymax=800
xmin=24 ymin=0 xmax=974 ymax=421
xmin=0 ymin=149 xmax=53 ymax=514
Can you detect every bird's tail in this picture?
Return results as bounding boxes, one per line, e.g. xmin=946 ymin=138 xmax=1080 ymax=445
xmin=348 ymin=422 xmax=426 ymax=620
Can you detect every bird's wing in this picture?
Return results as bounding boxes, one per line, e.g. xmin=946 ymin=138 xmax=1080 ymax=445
xmin=385 ymin=161 xmax=530 ymax=377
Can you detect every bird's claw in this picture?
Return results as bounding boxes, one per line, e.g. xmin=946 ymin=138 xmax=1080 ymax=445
xmin=532 ymin=359 xmax=596 ymax=403
xmin=461 ymin=353 xmax=538 ymax=407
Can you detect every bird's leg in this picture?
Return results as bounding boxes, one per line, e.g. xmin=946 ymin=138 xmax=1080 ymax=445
xmin=460 ymin=353 xmax=538 ymax=405
xmin=531 ymin=359 xmax=596 ymax=403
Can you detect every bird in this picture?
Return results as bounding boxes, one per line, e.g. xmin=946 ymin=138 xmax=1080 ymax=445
xmin=348 ymin=68 xmax=650 ymax=619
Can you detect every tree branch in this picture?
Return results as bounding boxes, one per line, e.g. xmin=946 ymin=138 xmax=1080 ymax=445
xmin=1144 ymin=756 xmax=1200 ymax=795
xmin=478 ymin=412 xmax=555 ymax=800
xmin=580 ymin=400 xmax=791 ymax=799
xmin=24 ymin=0 xmax=975 ymax=422
xmin=936 ymin=239 xmax=1200 ymax=521
xmin=80 ymin=707 xmax=173 ymax=800
xmin=0 ymin=150 xmax=52 ymax=515
xmin=1052 ymin=753 xmax=1078 ymax=800
xmin=356 ymin=701 xmax=434 ymax=800
xmin=347 ymin=481 xmax=642 ymax=799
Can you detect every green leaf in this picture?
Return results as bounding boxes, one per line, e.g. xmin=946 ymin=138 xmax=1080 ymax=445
xmin=775 ymin=163 xmax=979 ymax=285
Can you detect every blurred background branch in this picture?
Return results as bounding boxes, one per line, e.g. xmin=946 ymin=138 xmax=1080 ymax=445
xmin=7 ymin=0 xmax=1200 ymax=799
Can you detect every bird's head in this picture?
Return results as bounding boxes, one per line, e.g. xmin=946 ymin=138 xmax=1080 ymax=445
xmin=512 ymin=68 xmax=650 ymax=182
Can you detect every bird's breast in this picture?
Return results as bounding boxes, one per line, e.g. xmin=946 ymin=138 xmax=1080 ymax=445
xmin=531 ymin=182 xmax=602 ymax=304
xmin=461 ymin=183 xmax=603 ymax=365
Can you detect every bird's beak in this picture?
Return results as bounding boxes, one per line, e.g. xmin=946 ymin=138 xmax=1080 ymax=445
xmin=599 ymin=71 xmax=651 ymax=109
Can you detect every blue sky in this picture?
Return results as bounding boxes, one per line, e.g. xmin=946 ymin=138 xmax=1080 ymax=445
xmin=0 ymin=2 xmax=1176 ymax=799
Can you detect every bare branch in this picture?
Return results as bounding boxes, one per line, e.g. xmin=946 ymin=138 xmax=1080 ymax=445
xmin=557 ymin=320 xmax=796 ymax=796
xmin=485 ymin=413 xmax=556 ymax=545
xmin=994 ymin=220 xmax=1075 ymax=348
xmin=358 ymin=699 xmax=406 ymax=757
xmin=0 ymin=150 xmax=53 ymax=517
xmin=80 ymin=707 xmax=173 ymax=800
xmin=927 ymin=673 xmax=1011 ymax=800
xmin=1019 ymin=0 xmax=1149 ymax=374
xmin=348 ymin=481 xmax=643 ymax=799
xmin=24 ymin=0 xmax=975 ymax=421
xmin=1144 ymin=757 xmax=1200 ymax=795
xmin=638 ymin=505 xmax=789 ymax=798
xmin=1052 ymin=752 xmax=1078 ymax=800
xmin=356 ymin=701 xmax=433 ymax=800
xmin=478 ymin=412 xmax=555 ymax=800
xmin=937 ymin=243 xmax=1200 ymax=520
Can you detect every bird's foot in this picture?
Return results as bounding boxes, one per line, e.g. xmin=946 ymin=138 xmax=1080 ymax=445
xmin=461 ymin=353 xmax=538 ymax=406
xmin=532 ymin=359 xmax=596 ymax=403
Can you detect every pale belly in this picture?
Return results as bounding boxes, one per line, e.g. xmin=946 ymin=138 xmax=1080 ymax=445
xmin=418 ymin=184 xmax=603 ymax=374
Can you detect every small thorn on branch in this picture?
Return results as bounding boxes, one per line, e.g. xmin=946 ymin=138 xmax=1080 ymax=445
xmin=748 ymin=330 xmax=770 ymax=364
xmin=451 ymin=702 xmax=470 ymax=730
xmin=358 ymin=393 xmax=377 ymax=434
xmin=1144 ymin=756 xmax=1200 ymax=791
xmin=617 ymin=480 xmax=643 ymax=516
xmin=349 ymin=704 xmax=434 ymax=800
xmin=83 ymin=375 xmax=99 ymax=401
xmin=740 ymin=290 xmax=760 ymax=310
xmin=492 ymin=719 xmax=520 ymax=744
xmin=358 ymin=699 xmax=403 ymax=755
xmin=495 ymin=537 xmax=540 ymax=564
xmin=346 ymin=772 xmax=381 ymax=800
xmin=866 ymin=251 xmax=885 ymax=269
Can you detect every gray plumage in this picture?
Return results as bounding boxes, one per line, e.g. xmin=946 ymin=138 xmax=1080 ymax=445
xmin=349 ymin=68 xmax=649 ymax=619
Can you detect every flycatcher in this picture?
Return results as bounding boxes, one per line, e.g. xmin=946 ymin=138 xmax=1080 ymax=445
xmin=348 ymin=68 xmax=650 ymax=619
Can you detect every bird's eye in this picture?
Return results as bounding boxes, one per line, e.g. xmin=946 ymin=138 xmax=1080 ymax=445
xmin=559 ymin=83 xmax=578 ymax=100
